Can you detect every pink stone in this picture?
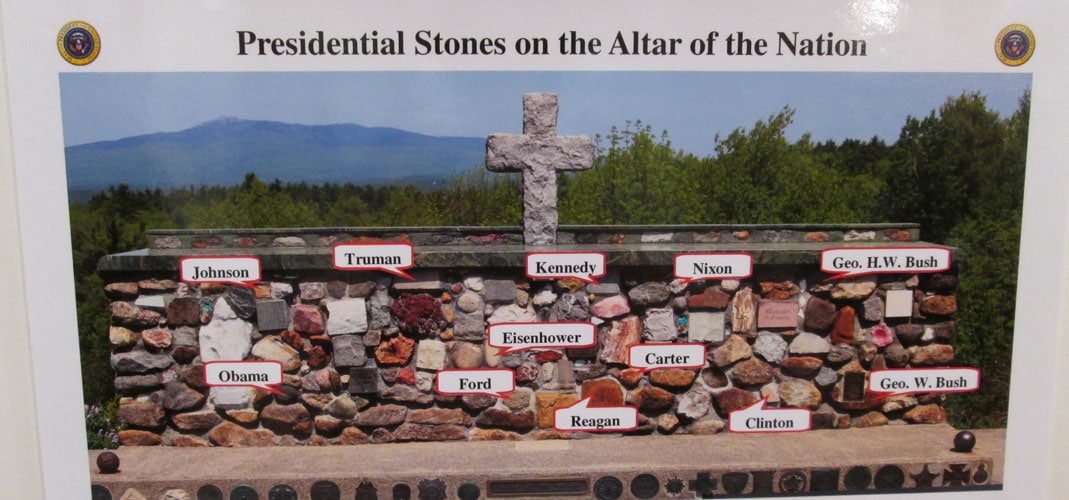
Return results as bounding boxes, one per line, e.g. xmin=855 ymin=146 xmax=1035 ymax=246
xmin=599 ymin=316 xmax=642 ymax=364
xmin=292 ymin=304 xmax=325 ymax=334
xmin=589 ymin=295 xmax=631 ymax=319
xmin=870 ymin=323 xmax=894 ymax=347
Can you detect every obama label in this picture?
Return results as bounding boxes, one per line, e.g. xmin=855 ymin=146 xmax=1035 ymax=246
xmin=435 ymin=369 xmax=515 ymax=399
xmin=203 ymin=360 xmax=285 ymax=395
xmin=628 ymin=343 xmax=706 ymax=373
xmin=554 ymin=397 xmax=638 ymax=432
xmin=729 ymin=398 xmax=811 ymax=433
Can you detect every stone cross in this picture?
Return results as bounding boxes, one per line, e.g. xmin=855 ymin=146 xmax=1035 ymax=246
xmin=486 ymin=93 xmax=594 ymax=245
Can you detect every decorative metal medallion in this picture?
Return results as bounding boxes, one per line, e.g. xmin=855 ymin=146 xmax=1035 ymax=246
xmin=688 ymin=472 xmax=717 ymax=498
xmin=456 ymin=483 xmax=481 ymax=500
xmin=417 ymin=478 xmax=447 ymax=500
xmin=629 ymin=474 xmax=660 ymax=499
xmin=391 ymin=483 xmax=411 ymax=500
xmin=995 ymin=24 xmax=1035 ymax=66
xmin=593 ymin=476 xmax=623 ymax=500
xmin=779 ymin=470 xmax=807 ymax=493
xmin=664 ymin=477 xmax=685 ymax=497
xmin=57 ymin=20 xmax=101 ymax=65
xmin=910 ymin=465 xmax=939 ymax=488
xmin=229 ymin=485 xmax=258 ymax=500
xmin=722 ymin=472 xmax=749 ymax=495
xmin=90 ymin=484 xmax=112 ymax=500
xmin=267 ymin=484 xmax=298 ymax=500
xmin=196 ymin=485 xmax=225 ymax=500
xmin=943 ymin=464 xmax=971 ymax=487
xmin=355 ymin=480 xmax=378 ymax=500
xmin=844 ymin=466 xmax=872 ymax=490
xmin=309 ymin=480 xmax=341 ymax=500
xmin=875 ymin=465 xmax=906 ymax=489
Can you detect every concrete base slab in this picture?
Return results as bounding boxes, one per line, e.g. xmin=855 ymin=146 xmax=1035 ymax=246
xmin=89 ymin=424 xmax=1003 ymax=499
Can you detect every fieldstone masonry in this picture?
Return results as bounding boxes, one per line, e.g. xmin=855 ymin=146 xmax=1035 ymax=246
xmin=99 ymin=222 xmax=962 ymax=448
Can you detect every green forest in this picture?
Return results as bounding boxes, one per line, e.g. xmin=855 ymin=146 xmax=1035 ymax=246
xmin=73 ymin=92 xmax=1027 ymax=430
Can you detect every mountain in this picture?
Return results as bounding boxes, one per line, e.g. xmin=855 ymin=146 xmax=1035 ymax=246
xmin=64 ymin=117 xmax=487 ymax=190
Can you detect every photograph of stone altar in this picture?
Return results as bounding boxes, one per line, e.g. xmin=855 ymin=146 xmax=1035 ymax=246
xmin=64 ymin=72 xmax=1029 ymax=499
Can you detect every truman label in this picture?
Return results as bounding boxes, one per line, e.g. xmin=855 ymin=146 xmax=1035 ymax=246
xmin=526 ymin=252 xmax=606 ymax=284
xmin=333 ymin=242 xmax=414 ymax=279
xmin=821 ymin=247 xmax=951 ymax=279
xmin=487 ymin=322 xmax=596 ymax=355
xmin=628 ymin=343 xmax=706 ymax=372
xmin=179 ymin=256 xmax=261 ymax=287
xmin=435 ymin=369 xmax=515 ymax=398
xmin=674 ymin=253 xmax=753 ymax=283
xmin=869 ymin=368 xmax=980 ymax=396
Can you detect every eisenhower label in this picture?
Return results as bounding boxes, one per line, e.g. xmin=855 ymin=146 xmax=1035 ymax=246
xmin=487 ymin=322 xmax=597 ymax=355
xmin=332 ymin=242 xmax=414 ymax=279
xmin=435 ymin=369 xmax=515 ymax=398
xmin=203 ymin=360 xmax=284 ymax=395
xmin=525 ymin=251 xmax=606 ymax=284
xmin=628 ymin=343 xmax=706 ymax=372
xmin=821 ymin=246 xmax=951 ymax=279
xmin=179 ymin=256 xmax=261 ymax=287
xmin=674 ymin=252 xmax=753 ymax=283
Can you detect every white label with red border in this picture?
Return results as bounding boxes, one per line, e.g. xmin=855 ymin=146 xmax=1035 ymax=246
xmin=674 ymin=252 xmax=753 ymax=283
xmin=728 ymin=398 xmax=811 ymax=433
xmin=203 ymin=360 xmax=284 ymax=395
xmin=332 ymin=242 xmax=414 ymax=280
xmin=487 ymin=322 xmax=596 ymax=355
xmin=869 ymin=368 xmax=980 ymax=396
xmin=435 ymin=368 xmax=515 ymax=399
xmin=554 ymin=397 xmax=638 ymax=432
xmin=820 ymin=246 xmax=951 ymax=279
xmin=628 ymin=343 xmax=706 ymax=373
xmin=525 ymin=251 xmax=606 ymax=284
xmin=179 ymin=256 xmax=261 ymax=288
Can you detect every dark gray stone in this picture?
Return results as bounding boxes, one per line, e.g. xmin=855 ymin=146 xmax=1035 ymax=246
xmin=225 ymin=286 xmax=257 ymax=320
xmin=110 ymin=350 xmax=174 ymax=374
xmin=162 ymin=381 xmax=206 ymax=412
xmin=331 ymin=334 xmax=366 ymax=367
xmin=452 ymin=310 xmax=486 ymax=341
xmin=255 ymin=299 xmax=290 ymax=332
xmin=367 ymin=289 xmax=393 ymax=330
xmin=349 ymin=366 xmax=380 ymax=394
xmin=628 ymin=282 xmax=672 ymax=307
xmin=550 ymin=292 xmax=591 ymax=321
xmin=483 ymin=279 xmax=518 ymax=304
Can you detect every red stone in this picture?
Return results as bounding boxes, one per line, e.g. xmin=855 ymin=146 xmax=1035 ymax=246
xmin=599 ymin=316 xmax=642 ymax=364
xmin=281 ymin=330 xmax=304 ymax=350
xmin=830 ymin=306 xmax=857 ymax=345
xmin=393 ymin=423 xmax=467 ymax=441
xmin=166 ymin=297 xmax=201 ymax=326
xmin=397 ymin=367 xmax=417 ymax=385
xmin=687 ymin=288 xmax=731 ymax=310
xmin=649 ymin=369 xmax=698 ymax=389
xmin=714 ymin=388 xmax=758 ymax=414
xmin=730 ymin=358 xmax=774 ymax=386
xmin=920 ymin=295 xmax=958 ymax=316
xmin=904 ymin=404 xmax=947 ymax=424
xmin=618 ymin=368 xmax=645 ymax=387
xmin=804 ymin=232 xmax=829 ymax=242
xmin=803 ymin=297 xmax=837 ymax=332
xmin=780 ymin=356 xmax=824 ymax=377
xmin=305 ymin=345 xmax=331 ymax=369
xmin=292 ymin=304 xmax=325 ymax=334
xmin=581 ymin=379 xmax=625 ymax=406
xmin=759 ymin=281 xmax=800 ymax=300
xmin=406 ymin=408 xmax=474 ymax=426
xmin=886 ymin=229 xmax=912 ymax=241
xmin=626 ymin=386 xmax=675 ymax=411
xmin=475 ymin=409 xmax=536 ymax=431
xmin=117 ymin=429 xmax=162 ymax=446
xmin=375 ymin=336 xmax=415 ymax=366
xmin=209 ymin=422 xmax=276 ymax=447
xmin=534 ymin=350 xmax=563 ymax=363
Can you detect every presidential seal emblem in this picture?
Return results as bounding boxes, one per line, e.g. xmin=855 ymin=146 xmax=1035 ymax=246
xmin=57 ymin=21 xmax=100 ymax=66
xmin=995 ymin=24 xmax=1034 ymax=67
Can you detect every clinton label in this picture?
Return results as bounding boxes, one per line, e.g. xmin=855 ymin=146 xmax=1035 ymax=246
xmin=728 ymin=398 xmax=811 ymax=433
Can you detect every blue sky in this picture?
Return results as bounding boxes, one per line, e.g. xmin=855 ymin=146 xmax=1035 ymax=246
xmin=60 ymin=72 xmax=1031 ymax=157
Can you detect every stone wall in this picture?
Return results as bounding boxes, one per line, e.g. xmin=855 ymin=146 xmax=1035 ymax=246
xmin=100 ymin=225 xmax=959 ymax=447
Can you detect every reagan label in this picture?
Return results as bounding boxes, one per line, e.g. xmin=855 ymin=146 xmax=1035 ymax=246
xmin=333 ymin=242 xmax=414 ymax=279
xmin=554 ymin=398 xmax=638 ymax=432
xmin=869 ymin=368 xmax=980 ymax=396
xmin=435 ymin=369 xmax=515 ymax=398
xmin=821 ymin=247 xmax=951 ymax=279
xmin=203 ymin=361 xmax=284 ymax=395
xmin=487 ymin=322 xmax=597 ymax=355
xmin=179 ymin=256 xmax=261 ymax=287
xmin=526 ymin=252 xmax=606 ymax=284
xmin=674 ymin=253 xmax=753 ymax=283
xmin=628 ymin=343 xmax=706 ymax=372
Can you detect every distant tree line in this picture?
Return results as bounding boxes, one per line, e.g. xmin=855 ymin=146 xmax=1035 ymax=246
xmin=72 ymin=92 xmax=1028 ymax=428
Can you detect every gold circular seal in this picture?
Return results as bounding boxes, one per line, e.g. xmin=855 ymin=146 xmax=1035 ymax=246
xmin=57 ymin=21 xmax=100 ymax=66
xmin=995 ymin=24 xmax=1034 ymax=67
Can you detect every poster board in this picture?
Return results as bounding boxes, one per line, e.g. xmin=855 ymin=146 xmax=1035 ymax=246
xmin=1 ymin=2 xmax=1068 ymax=498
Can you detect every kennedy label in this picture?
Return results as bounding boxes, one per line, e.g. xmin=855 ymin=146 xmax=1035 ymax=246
xmin=435 ymin=368 xmax=515 ymax=398
xmin=628 ymin=343 xmax=706 ymax=373
xmin=821 ymin=246 xmax=951 ymax=279
xmin=869 ymin=368 xmax=980 ymax=396
xmin=674 ymin=252 xmax=753 ymax=283
xmin=729 ymin=398 xmax=811 ymax=433
xmin=179 ymin=256 xmax=261 ymax=288
xmin=333 ymin=242 xmax=414 ymax=280
xmin=554 ymin=397 xmax=638 ymax=432
xmin=203 ymin=360 xmax=284 ymax=395
xmin=487 ymin=322 xmax=596 ymax=355
xmin=526 ymin=252 xmax=606 ymax=284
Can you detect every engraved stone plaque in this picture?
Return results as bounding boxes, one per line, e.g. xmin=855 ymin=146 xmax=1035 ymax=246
xmin=349 ymin=366 xmax=380 ymax=394
xmin=757 ymin=300 xmax=799 ymax=329
xmin=486 ymin=478 xmax=589 ymax=497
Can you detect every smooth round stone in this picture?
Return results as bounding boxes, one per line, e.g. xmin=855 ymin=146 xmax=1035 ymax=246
xmin=954 ymin=430 xmax=977 ymax=452
xmin=96 ymin=451 xmax=120 ymax=474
